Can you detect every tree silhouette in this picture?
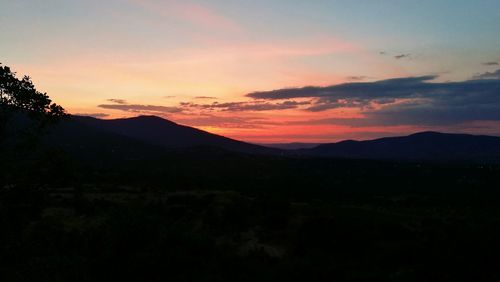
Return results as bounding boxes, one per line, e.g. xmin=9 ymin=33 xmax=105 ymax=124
xmin=0 ymin=63 xmax=66 ymax=141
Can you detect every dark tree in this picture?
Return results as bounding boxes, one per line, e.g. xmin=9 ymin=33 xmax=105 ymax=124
xmin=0 ymin=63 xmax=66 ymax=141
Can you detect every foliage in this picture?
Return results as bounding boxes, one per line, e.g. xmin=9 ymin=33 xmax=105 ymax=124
xmin=0 ymin=63 xmax=65 ymax=118
xmin=2 ymin=155 xmax=500 ymax=282
xmin=0 ymin=63 xmax=66 ymax=153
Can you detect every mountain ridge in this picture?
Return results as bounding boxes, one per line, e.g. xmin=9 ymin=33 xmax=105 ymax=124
xmin=35 ymin=114 xmax=500 ymax=162
xmin=302 ymin=131 xmax=500 ymax=161
xmin=71 ymin=115 xmax=280 ymax=155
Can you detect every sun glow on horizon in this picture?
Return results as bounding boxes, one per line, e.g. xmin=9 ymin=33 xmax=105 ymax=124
xmin=2 ymin=0 xmax=500 ymax=142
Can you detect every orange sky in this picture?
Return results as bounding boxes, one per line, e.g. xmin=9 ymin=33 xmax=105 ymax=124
xmin=3 ymin=0 xmax=500 ymax=142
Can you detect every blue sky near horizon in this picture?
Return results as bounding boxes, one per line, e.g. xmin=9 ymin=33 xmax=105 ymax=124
xmin=1 ymin=0 xmax=500 ymax=142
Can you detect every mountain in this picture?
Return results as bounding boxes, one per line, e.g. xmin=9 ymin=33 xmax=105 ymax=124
xmin=11 ymin=114 xmax=500 ymax=162
xmin=22 ymin=119 xmax=165 ymax=165
xmin=261 ymin=142 xmax=321 ymax=150
xmin=302 ymin=131 xmax=500 ymax=161
xmin=67 ymin=115 xmax=279 ymax=155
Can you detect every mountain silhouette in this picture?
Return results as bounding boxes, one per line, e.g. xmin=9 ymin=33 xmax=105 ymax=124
xmin=41 ymin=116 xmax=169 ymax=161
xmin=62 ymin=115 xmax=279 ymax=155
xmin=20 ymin=115 xmax=500 ymax=162
xmin=302 ymin=131 xmax=500 ymax=161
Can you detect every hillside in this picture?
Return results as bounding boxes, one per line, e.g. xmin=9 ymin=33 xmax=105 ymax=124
xmin=303 ymin=132 xmax=500 ymax=161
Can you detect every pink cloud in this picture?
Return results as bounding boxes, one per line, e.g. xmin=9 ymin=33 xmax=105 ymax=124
xmin=171 ymin=2 xmax=241 ymax=32
xmin=130 ymin=0 xmax=240 ymax=33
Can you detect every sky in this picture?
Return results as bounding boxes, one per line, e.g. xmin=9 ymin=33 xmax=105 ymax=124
xmin=2 ymin=0 xmax=500 ymax=143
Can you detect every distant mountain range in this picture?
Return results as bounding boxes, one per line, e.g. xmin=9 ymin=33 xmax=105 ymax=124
xmin=301 ymin=131 xmax=500 ymax=162
xmin=18 ymin=115 xmax=500 ymax=162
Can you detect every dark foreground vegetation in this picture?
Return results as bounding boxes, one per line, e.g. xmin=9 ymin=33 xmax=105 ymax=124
xmin=2 ymin=151 xmax=500 ymax=282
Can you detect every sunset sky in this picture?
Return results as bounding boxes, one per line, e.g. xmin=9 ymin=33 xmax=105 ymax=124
xmin=2 ymin=0 xmax=500 ymax=142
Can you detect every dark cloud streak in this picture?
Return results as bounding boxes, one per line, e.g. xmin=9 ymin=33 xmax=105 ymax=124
xmin=394 ymin=53 xmax=411 ymax=60
xmin=174 ymin=115 xmax=276 ymax=129
xmin=194 ymin=96 xmax=218 ymax=99
xmin=247 ymin=74 xmax=500 ymax=127
xmin=346 ymin=76 xmax=368 ymax=81
xmin=74 ymin=113 xmax=110 ymax=118
xmin=98 ymin=104 xmax=182 ymax=113
xmin=247 ymin=76 xmax=439 ymax=100
xmin=473 ymin=69 xmax=500 ymax=80
xmin=182 ymin=100 xmax=310 ymax=112
xmin=107 ymin=99 xmax=127 ymax=104
xmin=99 ymin=98 xmax=183 ymax=114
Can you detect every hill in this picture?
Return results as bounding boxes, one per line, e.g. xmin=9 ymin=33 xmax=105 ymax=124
xmin=51 ymin=115 xmax=279 ymax=155
xmin=303 ymin=131 xmax=500 ymax=161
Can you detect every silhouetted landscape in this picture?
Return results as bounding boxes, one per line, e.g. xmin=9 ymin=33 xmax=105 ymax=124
xmin=3 ymin=110 xmax=500 ymax=281
xmin=18 ymin=114 xmax=500 ymax=162
xmin=3 ymin=1 xmax=500 ymax=280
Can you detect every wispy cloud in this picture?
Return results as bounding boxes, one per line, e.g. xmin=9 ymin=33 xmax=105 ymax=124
xmin=107 ymin=98 xmax=127 ymax=104
xmin=129 ymin=0 xmax=241 ymax=33
xmin=98 ymin=98 xmax=182 ymax=114
xmin=174 ymin=115 xmax=273 ymax=129
xmin=173 ymin=2 xmax=241 ymax=32
xmin=73 ymin=113 xmax=110 ymax=118
xmin=346 ymin=76 xmax=368 ymax=81
xmin=181 ymin=100 xmax=310 ymax=112
xmin=194 ymin=96 xmax=217 ymax=99
xmin=99 ymin=104 xmax=183 ymax=114
xmin=394 ymin=53 xmax=411 ymax=60
xmin=473 ymin=69 xmax=500 ymax=79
